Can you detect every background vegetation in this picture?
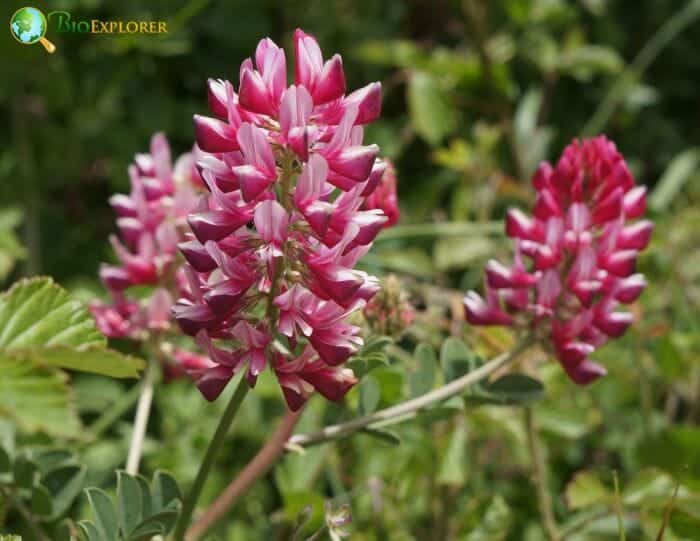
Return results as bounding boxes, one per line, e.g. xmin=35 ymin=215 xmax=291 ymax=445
xmin=1 ymin=0 xmax=700 ymax=539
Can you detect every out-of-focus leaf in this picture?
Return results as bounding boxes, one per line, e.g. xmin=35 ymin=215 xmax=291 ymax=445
xmin=43 ymin=464 xmax=87 ymax=520
xmin=465 ymin=495 xmax=512 ymax=541
xmin=31 ymin=484 xmax=53 ymax=517
xmin=408 ymin=71 xmax=457 ymax=145
xmin=434 ymin=236 xmax=493 ymax=271
xmin=513 ymin=89 xmax=554 ymax=178
xmin=649 ymin=149 xmax=700 ymax=211
xmin=354 ymin=39 xmax=424 ymax=68
xmin=358 ymin=375 xmax=381 ymax=415
xmin=440 ymin=338 xmax=475 ymax=383
xmin=623 ymin=468 xmax=675 ymax=506
xmin=558 ymin=45 xmax=624 ymax=81
xmin=467 ymin=374 xmax=544 ymax=406
xmin=437 ymin=422 xmax=468 ymax=485
xmin=565 ymin=471 xmax=611 ymax=510
xmin=655 ymin=335 xmax=686 ymax=379
xmin=638 ymin=426 xmax=700 ymax=490
xmin=409 ymin=343 xmax=437 ymax=397
xmin=282 ymin=491 xmax=325 ymax=535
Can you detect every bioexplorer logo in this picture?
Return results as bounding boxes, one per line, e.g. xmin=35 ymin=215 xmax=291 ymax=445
xmin=10 ymin=6 xmax=168 ymax=53
xmin=10 ymin=7 xmax=56 ymax=53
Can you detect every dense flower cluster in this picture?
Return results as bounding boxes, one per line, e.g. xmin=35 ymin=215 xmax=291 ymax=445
xmin=464 ymin=136 xmax=653 ymax=383
xmin=90 ymin=133 xmax=201 ymax=341
xmin=176 ymin=29 xmax=391 ymax=410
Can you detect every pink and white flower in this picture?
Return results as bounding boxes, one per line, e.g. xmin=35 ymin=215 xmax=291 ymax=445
xmin=464 ymin=137 xmax=653 ymax=384
xmin=176 ymin=30 xmax=394 ymax=410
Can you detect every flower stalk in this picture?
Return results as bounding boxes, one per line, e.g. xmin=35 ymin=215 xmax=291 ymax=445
xmin=525 ymin=407 xmax=560 ymax=541
xmin=186 ymin=407 xmax=305 ymax=540
xmin=125 ymin=355 xmax=158 ymax=475
xmin=173 ymin=375 xmax=250 ymax=541
xmin=287 ymin=338 xmax=533 ymax=449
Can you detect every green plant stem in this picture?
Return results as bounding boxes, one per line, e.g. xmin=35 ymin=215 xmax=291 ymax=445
xmin=173 ymin=376 xmax=250 ymax=541
xmin=613 ymin=471 xmax=626 ymax=541
xmin=656 ymin=481 xmax=680 ymax=541
xmin=582 ymin=0 xmax=700 ymax=136
xmin=185 ymin=407 xmax=304 ymax=540
xmin=287 ymin=339 xmax=532 ymax=449
xmin=525 ymin=407 xmax=560 ymax=541
xmin=1 ymin=486 xmax=49 ymax=541
xmin=126 ymin=356 xmax=158 ymax=475
xmin=83 ymin=381 xmax=143 ymax=443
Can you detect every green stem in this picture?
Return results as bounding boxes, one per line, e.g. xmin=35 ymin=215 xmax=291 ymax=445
xmin=582 ymin=0 xmax=700 ymax=136
xmin=173 ymin=376 xmax=250 ymax=541
xmin=613 ymin=470 xmax=626 ymax=541
xmin=288 ymin=339 xmax=532 ymax=449
xmin=126 ymin=356 xmax=159 ymax=475
xmin=525 ymin=407 xmax=560 ymax=541
xmin=82 ymin=381 xmax=143 ymax=443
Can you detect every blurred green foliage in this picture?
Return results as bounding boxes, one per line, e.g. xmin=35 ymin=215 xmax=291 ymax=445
xmin=1 ymin=0 xmax=700 ymax=539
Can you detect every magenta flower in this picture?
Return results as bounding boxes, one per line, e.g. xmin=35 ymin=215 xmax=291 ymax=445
xmin=464 ymin=136 xmax=653 ymax=384
xmin=362 ymin=159 xmax=400 ymax=228
xmin=176 ymin=29 xmax=390 ymax=410
xmin=90 ymin=133 xmax=201 ymax=341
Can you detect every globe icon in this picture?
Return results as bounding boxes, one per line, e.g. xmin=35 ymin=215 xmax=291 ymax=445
xmin=10 ymin=7 xmax=56 ymax=53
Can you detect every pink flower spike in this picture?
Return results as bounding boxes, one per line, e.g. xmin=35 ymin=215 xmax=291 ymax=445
xmin=463 ymin=136 xmax=652 ymax=385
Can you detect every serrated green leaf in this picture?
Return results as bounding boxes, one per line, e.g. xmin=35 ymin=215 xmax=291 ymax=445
xmin=0 ymin=357 xmax=81 ymax=437
xmin=117 ymin=471 xmax=143 ymax=537
xmin=43 ymin=464 xmax=87 ymax=520
xmin=8 ymin=346 xmax=144 ymax=379
xmin=0 ymin=278 xmax=104 ymax=351
xmin=85 ymin=488 xmax=118 ymax=541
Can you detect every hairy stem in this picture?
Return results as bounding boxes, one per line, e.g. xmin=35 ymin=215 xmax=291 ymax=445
xmin=186 ymin=407 xmax=305 ymax=540
xmin=525 ymin=407 xmax=560 ymax=541
xmin=126 ymin=356 xmax=158 ymax=475
xmin=288 ymin=339 xmax=532 ymax=449
xmin=173 ymin=376 xmax=250 ymax=541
